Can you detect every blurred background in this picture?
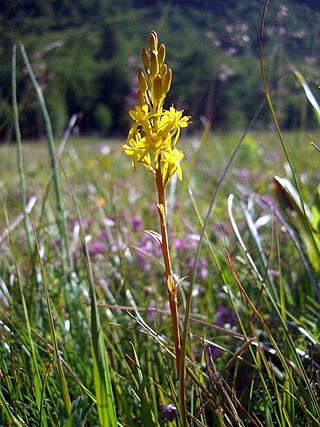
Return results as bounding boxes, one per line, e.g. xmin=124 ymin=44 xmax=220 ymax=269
xmin=1 ymin=0 xmax=320 ymax=141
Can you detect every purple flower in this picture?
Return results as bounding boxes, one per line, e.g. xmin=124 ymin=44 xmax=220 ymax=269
xmin=215 ymin=306 xmax=237 ymax=328
xmin=89 ymin=240 xmax=105 ymax=255
xmin=130 ymin=215 xmax=144 ymax=232
xmin=269 ymin=149 xmax=279 ymax=161
xmin=97 ymin=144 xmax=111 ymax=156
xmin=134 ymin=234 xmax=162 ymax=270
xmin=104 ymin=216 xmax=115 ymax=227
xmin=135 ymin=238 xmax=152 ymax=270
xmin=146 ymin=302 xmax=156 ymax=323
xmin=174 ymin=238 xmax=190 ymax=250
xmin=259 ymin=195 xmax=278 ymax=210
xmin=174 ymin=234 xmax=198 ymax=251
xmin=69 ymin=216 xmax=88 ymax=240
xmin=99 ymin=230 xmax=109 ymax=241
xmin=69 ymin=216 xmax=88 ymax=230
xmin=188 ymin=257 xmax=208 ymax=279
xmin=161 ymin=403 xmax=178 ymax=422
xmin=205 ymin=344 xmax=222 ymax=360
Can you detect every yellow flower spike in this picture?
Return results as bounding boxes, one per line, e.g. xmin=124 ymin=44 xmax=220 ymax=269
xmin=122 ymin=31 xmax=191 ymax=187
xmin=123 ymin=32 xmax=191 ymax=396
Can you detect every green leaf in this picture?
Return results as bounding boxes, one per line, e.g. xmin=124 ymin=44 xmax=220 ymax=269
xmin=311 ymin=184 xmax=320 ymax=232
xmin=274 ymin=176 xmax=320 ymax=272
xmin=130 ymin=343 xmax=159 ymax=427
xmin=74 ymin=186 xmax=117 ymax=427
xmin=294 ymin=69 xmax=320 ymax=125
xmin=58 ymin=159 xmax=117 ymax=426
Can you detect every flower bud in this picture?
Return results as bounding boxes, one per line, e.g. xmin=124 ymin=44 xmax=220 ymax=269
xmin=162 ymin=68 xmax=172 ymax=94
xmin=160 ymin=63 xmax=168 ymax=78
xmin=138 ymin=69 xmax=148 ymax=94
xmin=138 ymin=89 xmax=145 ymax=107
xmin=158 ymin=43 xmax=166 ymax=66
xmin=142 ymin=48 xmax=150 ymax=71
xmin=153 ymin=74 xmax=162 ymax=101
xmin=161 ymin=404 xmax=178 ymax=422
xmin=149 ymin=31 xmax=158 ymax=51
xmin=150 ymin=50 xmax=159 ymax=78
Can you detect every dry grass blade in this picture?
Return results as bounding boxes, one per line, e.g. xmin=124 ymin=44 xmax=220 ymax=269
xmin=224 ymin=249 xmax=320 ymax=424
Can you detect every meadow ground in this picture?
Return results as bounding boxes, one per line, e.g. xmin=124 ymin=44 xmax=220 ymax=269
xmin=0 ymin=130 xmax=319 ymax=426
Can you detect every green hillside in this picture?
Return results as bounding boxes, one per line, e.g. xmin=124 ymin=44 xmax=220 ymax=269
xmin=1 ymin=0 xmax=320 ymax=138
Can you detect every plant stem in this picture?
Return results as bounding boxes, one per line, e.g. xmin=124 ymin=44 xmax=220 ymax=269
xmin=155 ymin=164 xmax=181 ymax=376
xmin=156 ymin=169 xmax=188 ymax=427
xmin=20 ymin=44 xmax=72 ymax=273
xmin=155 ymin=164 xmax=188 ymax=426
xmin=12 ymin=45 xmax=32 ymax=255
xmin=12 ymin=45 xmax=41 ymax=322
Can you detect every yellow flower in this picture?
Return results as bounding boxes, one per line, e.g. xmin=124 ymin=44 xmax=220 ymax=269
xmin=123 ymin=131 xmax=154 ymax=174
xmin=129 ymin=104 xmax=151 ymax=124
xmin=162 ymin=147 xmax=184 ymax=185
xmin=158 ymin=106 xmax=190 ymax=146
xmin=122 ymin=31 xmax=191 ymax=186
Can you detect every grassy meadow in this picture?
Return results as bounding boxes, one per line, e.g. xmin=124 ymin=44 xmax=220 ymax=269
xmin=1 ymin=126 xmax=320 ymax=426
xmin=0 ymin=7 xmax=320 ymax=424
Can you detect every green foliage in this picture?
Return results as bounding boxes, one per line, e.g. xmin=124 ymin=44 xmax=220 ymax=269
xmin=94 ymin=104 xmax=112 ymax=135
xmin=272 ymin=69 xmax=320 ymax=276
xmin=1 ymin=0 xmax=320 ymax=139
xmin=1 ymin=3 xmax=320 ymax=426
xmin=294 ymin=69 xmax=320 ymax=125
xmin=1 ymin=124 xmax=320 ymax=425
xmin=274 ymin=176 xmax=320 ymax=274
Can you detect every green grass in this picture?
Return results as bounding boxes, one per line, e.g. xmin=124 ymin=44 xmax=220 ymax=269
xmin=0 ymin=127 xmax=319 ymax=426
xmin=1 ymin=25 xmax=320 ymax=425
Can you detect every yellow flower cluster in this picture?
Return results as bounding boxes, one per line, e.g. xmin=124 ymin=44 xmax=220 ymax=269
xmin=122 ymin=31 xmax=191 ymax=187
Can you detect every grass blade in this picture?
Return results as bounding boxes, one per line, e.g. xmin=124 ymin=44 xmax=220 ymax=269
xmin=29 ymin=214 xmax=72 ymax=418
xmin=3 ymin=207 xmax=47 ymax=425
xmin=19 ymin=44 xmax=71 ymax=271
xmin=58 ymin=159 xmax=117 ymax=426
xmin=259 ymin=0 xmax=320 ymax=273
xmin=11 ymin=45 xmax=33 ymax=255
xmin=180 ymin=95 xmax=267 ymax=423
xmin=129 ymin=342 xmax=159 ymax=427
xmin=294 ymin=69 xmax=320 ymax=125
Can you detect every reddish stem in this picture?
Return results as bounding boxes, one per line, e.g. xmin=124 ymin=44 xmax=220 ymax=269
xmin=155 ymin=163 xmax=181 ymax=377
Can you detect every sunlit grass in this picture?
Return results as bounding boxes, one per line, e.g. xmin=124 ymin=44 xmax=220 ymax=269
xmin=1 ymin=126 xmax=319 ymax=426
xmin=1 ymin=7 xmax=320 ymax=423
